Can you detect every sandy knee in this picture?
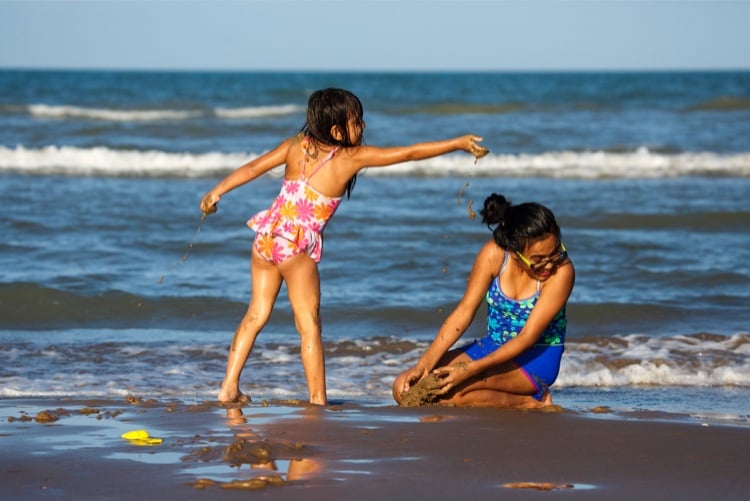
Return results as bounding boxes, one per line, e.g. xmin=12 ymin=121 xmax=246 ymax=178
xmin=392 ymin=374 xmax=406 ymax=404
xmin=293 ymin=311 xmax=321 ymax=337
xmin=238 ymin=306 xmax=271 ymax=332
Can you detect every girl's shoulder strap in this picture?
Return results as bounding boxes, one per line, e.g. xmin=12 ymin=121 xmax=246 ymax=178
xmin=306 ymin=147 xmax=339 ymax=180
xmin=498 ymin=250 xmax=510 ymax=276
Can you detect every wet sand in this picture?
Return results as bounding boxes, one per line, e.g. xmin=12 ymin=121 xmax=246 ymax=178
xmin=1 ymin=397 xmax=749 ymax=499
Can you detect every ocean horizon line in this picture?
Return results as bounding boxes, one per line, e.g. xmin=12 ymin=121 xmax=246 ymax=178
xmin=3 ymin=67 xmax=750 ymax=75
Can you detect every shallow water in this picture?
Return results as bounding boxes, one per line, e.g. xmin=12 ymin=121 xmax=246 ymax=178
xmin=1 ymin=70 xmax=748 ymax=421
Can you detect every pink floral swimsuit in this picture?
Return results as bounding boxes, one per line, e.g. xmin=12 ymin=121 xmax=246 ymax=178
xmin=247 ymin=143 xmax=343 ymax=264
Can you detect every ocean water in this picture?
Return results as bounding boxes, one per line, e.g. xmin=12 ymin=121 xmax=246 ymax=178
xmin=1 ymin=70 xmax=749 ymax=424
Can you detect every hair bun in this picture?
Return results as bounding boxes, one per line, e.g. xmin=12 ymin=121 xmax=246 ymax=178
xmin=480 ymin=193 xmax=511 ymax=227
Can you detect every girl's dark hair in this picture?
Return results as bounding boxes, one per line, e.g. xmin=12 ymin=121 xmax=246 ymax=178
xmin=301 ymin=88 xmax=363 ymax=198
xmin=479 ymin=193 xmax=560 ymax=252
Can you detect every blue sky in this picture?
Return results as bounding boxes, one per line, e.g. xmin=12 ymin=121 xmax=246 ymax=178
xmin=1 ymin=1 xmax=749 ymax=71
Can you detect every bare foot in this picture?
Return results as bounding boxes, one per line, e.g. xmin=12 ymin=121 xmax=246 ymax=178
xmin=539 ymin=390 xmax=553 ymax=406
xmin=529 ymin=391 xmax=564 ymax=413
xmin=520 ymin=391 xmax=554 ymax=410
xmin=218 ymin=382 xmax=251 ymax=404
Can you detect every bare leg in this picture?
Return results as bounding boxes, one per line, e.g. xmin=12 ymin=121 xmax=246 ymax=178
xmin=440 ymin=354 xmax=551 ymax=409
xmin=278 ymin=253 xmax=326 ymax=405
xmin=446 ymin=388 xmax=552 ymax=409
xmin=219 ymin=251 xmax=283 ymax=403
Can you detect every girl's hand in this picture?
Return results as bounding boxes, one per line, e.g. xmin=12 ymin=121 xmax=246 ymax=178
xmin=200 ymin=192 xmax=221 ymax=214
xmin=459 ymin=135 xmax=489 ymax=161
xmin=431 ymin=361 xmax=473 ymax=395
xmin=401 ymin=366 xmax=430 ymax=394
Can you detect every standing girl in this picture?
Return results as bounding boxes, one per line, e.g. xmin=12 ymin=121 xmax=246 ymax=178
xmin=200 ymin=88 xmax=487 ymax=405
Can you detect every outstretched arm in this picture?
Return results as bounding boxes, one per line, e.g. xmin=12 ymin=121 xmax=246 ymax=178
xmin=348 ymin=135 xmax=487 ymax=172
xmin=200 ymin=138 xmax=292 ymax=214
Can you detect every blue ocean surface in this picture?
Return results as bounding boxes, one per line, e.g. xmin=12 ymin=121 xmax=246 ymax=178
xmin=1 ymin=70 xmax=749 ymax=424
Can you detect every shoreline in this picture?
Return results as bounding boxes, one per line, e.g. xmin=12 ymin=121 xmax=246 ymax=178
xmin=2 ymin=397 xmax=749 ymax=499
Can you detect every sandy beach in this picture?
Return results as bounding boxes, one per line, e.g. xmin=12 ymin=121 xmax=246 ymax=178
xmin=1 ymin=397 xmax=748 ymax=500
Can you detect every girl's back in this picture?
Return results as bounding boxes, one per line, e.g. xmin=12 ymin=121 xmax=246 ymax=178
xmin=282 ymin=134 xmax=355 ymax=199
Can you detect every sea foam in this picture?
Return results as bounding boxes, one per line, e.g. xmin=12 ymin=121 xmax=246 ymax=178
xmin=2 ymin=145 xmax=749 ymax=178
xmin=26 ymin=103 xmax=302 ymax=121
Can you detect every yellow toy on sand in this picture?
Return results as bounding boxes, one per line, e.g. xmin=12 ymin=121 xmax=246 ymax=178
xmin=121 ymin=429 xmax=163 ymax=446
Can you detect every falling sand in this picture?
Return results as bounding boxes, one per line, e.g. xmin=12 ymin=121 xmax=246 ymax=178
xmin=158 ymin=213 xmax=207 ymax=284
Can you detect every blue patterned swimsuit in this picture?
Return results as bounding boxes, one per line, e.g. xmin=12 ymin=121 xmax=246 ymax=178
xmin=462 ymin=251 xmax=567 ymax=400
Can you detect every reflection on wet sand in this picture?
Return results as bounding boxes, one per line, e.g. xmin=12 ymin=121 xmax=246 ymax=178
xmin=189 ymin=407 xmax=322 ymax=490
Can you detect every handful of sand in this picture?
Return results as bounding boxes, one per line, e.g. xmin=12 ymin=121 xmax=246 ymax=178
xmin=399 ymin=374 xmax=444 ymax=407
xmin=472 ymin=145 xmax=489 ymax=163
